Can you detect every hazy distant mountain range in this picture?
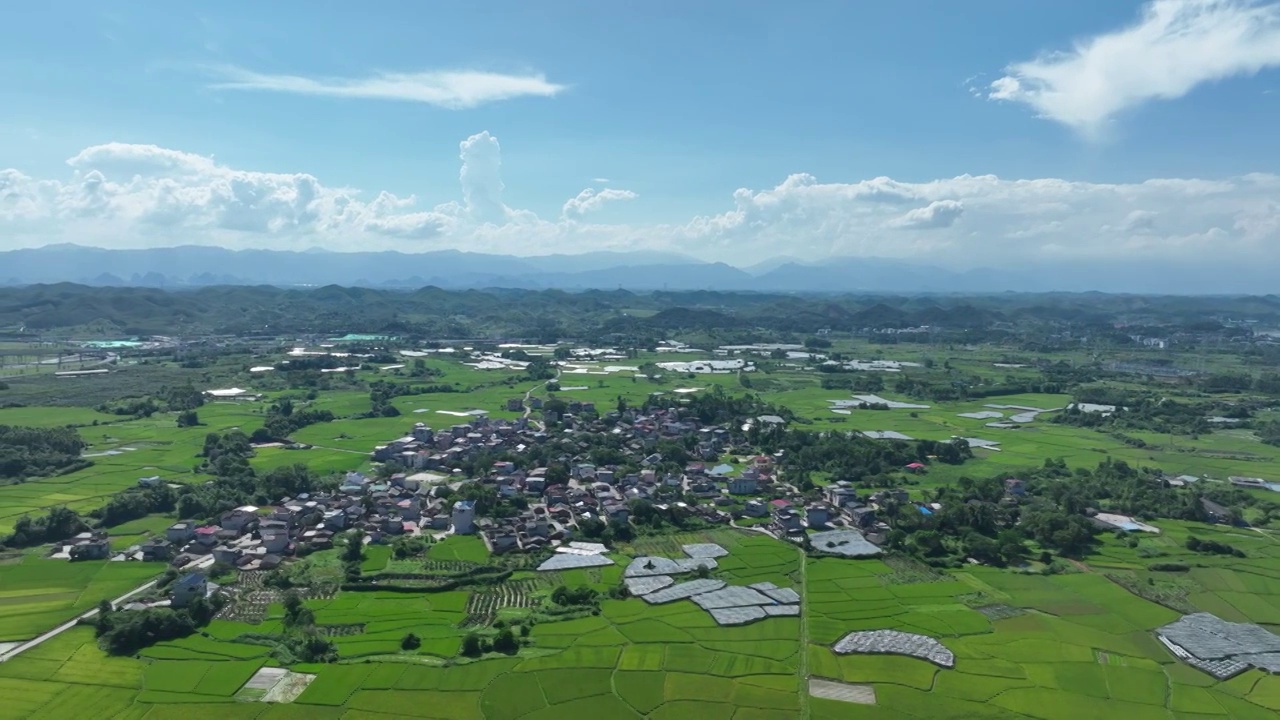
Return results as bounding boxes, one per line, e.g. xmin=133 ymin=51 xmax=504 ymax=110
xmin=0 ymin=244 xmax=1273 ymax=295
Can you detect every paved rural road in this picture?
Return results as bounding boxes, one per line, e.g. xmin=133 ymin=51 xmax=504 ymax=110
xmin=729 ymin=518 xmax=779 ymax=538
xmin=0 ymin=352 xmax=119 ymax=380
xmin=522 ymin=370 xmax=559 ymax=431
xmin=797 ymin=540 xmax=811 ymax=719
xmin=304 ymin=445 xmax=370 ymax=455
xmin=0 ymin=555 xmax=214 ymax=664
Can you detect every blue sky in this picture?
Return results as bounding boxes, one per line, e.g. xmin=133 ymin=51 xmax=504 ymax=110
xmin=2 ymin=0 xmax=1280 ymax=267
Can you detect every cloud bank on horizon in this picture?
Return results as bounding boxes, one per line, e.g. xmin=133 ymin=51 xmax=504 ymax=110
xmin=987 ymin=0 xmax=1280 ymax=134
xmin=1 ymin=132 xmax=1276 ymax=268
xmin=0 ymin=1 xmax=1278 ymax=269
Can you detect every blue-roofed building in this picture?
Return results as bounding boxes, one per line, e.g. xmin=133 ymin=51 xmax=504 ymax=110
xmin=171 ymin=572 xmax=208 ymax=608
xmin=452 ymin=500 xmax=476 ymax=535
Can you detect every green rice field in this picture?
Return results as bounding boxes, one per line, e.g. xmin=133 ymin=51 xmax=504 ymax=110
xmin=0 ymin=557 xmax=159 ymax=642
xmin=0 ymin=525 xmax=1277 ymax=718
xmin=4 ymin=343 xmax=1280 ymax=717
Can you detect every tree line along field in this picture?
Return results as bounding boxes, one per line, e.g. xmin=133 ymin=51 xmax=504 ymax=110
xmin=1 ymin=527 xmax=1279 ymax=718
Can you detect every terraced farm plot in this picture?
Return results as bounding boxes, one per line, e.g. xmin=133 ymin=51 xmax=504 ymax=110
xmin=460 ymin=573 xmax=540 ymax=625
xmin=428 ymin=535 xmax=490 ymax=563
xmin=294 ymin=665 xmax=371 ymax=706
xmin=50 ymin=639 xmax=145 ymax=687
xmin=144 ymin=660 xmax=217 ymax=694
xmin=480 ymin=671 xmax=546 ymax=719
xmin=809 ymin=677 xmax=877 ymax=704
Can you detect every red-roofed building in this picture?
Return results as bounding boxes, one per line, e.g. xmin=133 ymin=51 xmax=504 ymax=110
xmin=193 ymin=526 xmax=221 ymax=546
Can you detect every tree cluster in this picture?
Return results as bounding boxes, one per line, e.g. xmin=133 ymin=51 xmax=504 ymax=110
xmin=880 ymin=476 xmax=1030 ymax=566
xmin=662 ymin=386 xmax=794 ymax=427
xmin=1185 ymin=536 xmax=1246 ymax=558
xmin=92 ymin=484 xmax=177 ymax=527
xmin=550 ymin=585 xmax=600 ymax=607
xmin=1026 ymin=457 xmax=1261 ymax=524
xmin=880 ymin=456 xmax=1274 ymax=566
xmin=182 ymin=432 xmax=323 ymax=520
xmin=2 ymin=506 xmax=88 ymax=548
xmin=282 ymin=589 xmax=316 ymax=628
xmin=1053 ymin=396 xmax=1211 ymax=436
xmin=237 ymin=589 xmax=339 ymax=663
xmin=94 ymin=384 xmax=205 ymax=419
xmin=94 ymin=594 xmax=223 ymax=656
xmin=253 ymin=399 xmax=335 ymax=442
xmin=391 ymin=534 xmax=431 ymax=559
xmin=771 ymin=430 xmax=969 ymax=490
xmin=1259 ymin=420 xmax=1280 ymax=448
xmin=517 ymin=357 xmax=557 ymax=381
xmin=0 ymin=424 xmax=88 ymax=480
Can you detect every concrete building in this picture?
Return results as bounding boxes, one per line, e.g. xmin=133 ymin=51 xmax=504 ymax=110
xmin=166 ymin=522 xmax=195 ymax=544
xmin=171 ymin=572 xmax=208 ymax=608
xmin=452 ymin=500 xmax=477 ymax=535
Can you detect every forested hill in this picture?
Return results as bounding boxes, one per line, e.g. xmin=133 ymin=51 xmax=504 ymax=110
xmin=1 ymin=284 xmax=1279 ymax=339
xmin=5 ymin=245 xmax=1280 ymax=294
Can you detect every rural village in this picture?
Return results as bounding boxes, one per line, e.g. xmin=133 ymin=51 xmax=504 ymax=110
xmin=5 ymin=299 xmax=1280 ymax=719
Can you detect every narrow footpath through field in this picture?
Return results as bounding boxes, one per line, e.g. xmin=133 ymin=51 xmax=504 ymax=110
xmin=797 ymin=549 xmax=811 ymax=719
xmin=522 ymin=370 xmax=559 ymax=431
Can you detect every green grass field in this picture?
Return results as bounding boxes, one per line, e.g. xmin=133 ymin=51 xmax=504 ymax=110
xmin=429 ymin=535 xmax=491 ymax=564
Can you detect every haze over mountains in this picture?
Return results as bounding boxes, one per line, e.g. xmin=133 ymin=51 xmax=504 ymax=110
xmin=0 ymin=244 xmax=1272 ymax=295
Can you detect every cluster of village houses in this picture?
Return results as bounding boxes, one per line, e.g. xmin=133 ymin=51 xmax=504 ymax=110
xmin=56 ymin=396 xmax=1249 ymax=609
xmin=362 ymin=402 xmax=946 ymax=553
xmin=58 ymin=401 xmax=931 ymax=604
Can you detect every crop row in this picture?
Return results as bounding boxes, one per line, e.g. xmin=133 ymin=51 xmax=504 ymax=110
xmin=461 ymin=579 xmax=542 ymax=626
xmin=215 ymin=586 xmax=334 ymax=624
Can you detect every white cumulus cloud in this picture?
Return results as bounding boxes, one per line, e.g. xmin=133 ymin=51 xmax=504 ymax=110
xmin=208 ymin=66 xmax=566 ymax=109
xmin=1122 ymin=209 xmax=1159 ymax=231
xmin=2 ymin=133 xmax=1279 ymax=269
xmin=459 ymin=131 xmax=509 ymax=223
xmin=561 ymin=187 xmax=638 ymax=217
xmin=988 ymin=0 xmax=1280 ymax=133
xmin=675 ymin=171 xmax=1278 ymax=264
xmin=890 ymin=200 xmax=965 ymax=229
